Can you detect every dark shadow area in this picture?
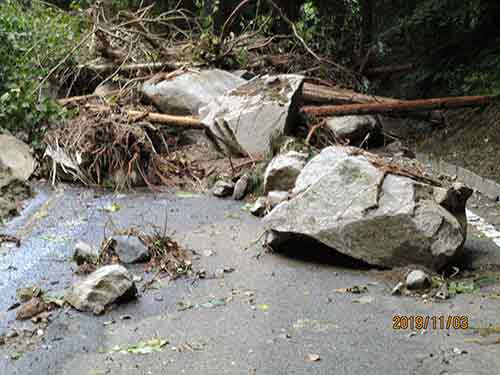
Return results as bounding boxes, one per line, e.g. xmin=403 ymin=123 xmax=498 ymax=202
xmin=269 ymin=233 xmax=376 ymax=270
xmin=449 ymin=238 xmax=500 ymax=273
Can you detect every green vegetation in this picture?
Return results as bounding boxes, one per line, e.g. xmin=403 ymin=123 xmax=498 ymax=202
xmin=1 ymin=0 xmax=499 ymax=147
xmin=0 ymin=0 xmax=86 ymax=146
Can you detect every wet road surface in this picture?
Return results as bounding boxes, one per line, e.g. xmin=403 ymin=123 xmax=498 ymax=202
xmin=2 ymin=184 xmax=500 ymax=375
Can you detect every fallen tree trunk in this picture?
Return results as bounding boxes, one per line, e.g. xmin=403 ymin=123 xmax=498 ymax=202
xmin=85 ymin=105 xmax=205 ymax=129
xmin=301 ymin=83 xmax=444 ymax=123
xmin=302 ymin=95 xmax=494 ymax=117
xmin=302 ymin=83 xmax=399 ymax=105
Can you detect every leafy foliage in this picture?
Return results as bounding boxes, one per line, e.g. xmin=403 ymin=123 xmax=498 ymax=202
xmin=0 ymin=0 xmax=85 ymax=146
xmin=372 ymin=0 xmax=500 ymax=96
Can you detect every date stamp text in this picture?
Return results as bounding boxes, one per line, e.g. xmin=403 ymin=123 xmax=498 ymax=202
xmin=393 ymin=315 xmax=469 ymax=330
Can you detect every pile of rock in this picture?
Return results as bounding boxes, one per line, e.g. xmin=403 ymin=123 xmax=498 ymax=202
xmin=250 ymin=145 xmax=471 ymax=271
xmin=66 ymin=235 xmax=150 ymax=314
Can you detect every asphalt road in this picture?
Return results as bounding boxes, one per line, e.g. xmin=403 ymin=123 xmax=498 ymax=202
xmin=1 ymin=184 xmax=500 ymax=375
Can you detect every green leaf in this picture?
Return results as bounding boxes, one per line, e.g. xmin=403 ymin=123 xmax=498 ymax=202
xmin=175 ymin=191 xmax=200 ymax=199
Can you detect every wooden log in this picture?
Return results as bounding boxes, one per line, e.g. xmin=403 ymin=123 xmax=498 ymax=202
xmin=301 ymin=95 xmax=493 ymax=117
xmin=127 ymin=110 xmax=204 ymax=128
xmin=302 ymin=83 xmax=399 ymax=105
xmin=85 ymin=105 xmax=205 ymax=129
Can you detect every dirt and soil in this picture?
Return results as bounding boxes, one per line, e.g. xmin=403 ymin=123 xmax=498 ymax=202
xmin=417 ymin=100 xmax=500 ymax=183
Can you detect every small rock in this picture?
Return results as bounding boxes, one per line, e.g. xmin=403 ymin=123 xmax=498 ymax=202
xmin=267 ymin=191 xmax=289 ymax=208
xmin=0 ymin=335 xmax=5 ymax=345
xmin=233 ymin=174 xmax=249 ymax=200
xmin=406 ymin=270 xmax=432 ymax=290
xmin=112 ymin=235 xmax=150 ymax=264
xmin=434 ymin=283 xmax=449 ymax=300
xmin=325 ymin=115 xmax=381 ymax=146
xmin=212 ymin=180 xmax=235 ymax=197
xmin=65 ymin=265 xmax=137 ymax=315
xmin=16 ymin=297 xmax=48 ymax=321
xmin=263 ymin=151 xmax=307 ymax=193
xmin=73 ymin=241 xmax=99 ymax=265
xmin=250 ymin=197 xmax=268 ymax=217
xmin=305 ymin=353 xmax=321 ymax=362
xmin=391 ymin=282 xmax=404 ymax=295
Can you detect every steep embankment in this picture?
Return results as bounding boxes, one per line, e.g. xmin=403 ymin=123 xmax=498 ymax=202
xmin=416 ymin=100 xmax=500 ymax=183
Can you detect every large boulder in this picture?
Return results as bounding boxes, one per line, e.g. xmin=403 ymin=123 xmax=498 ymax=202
xmin=0 ymin=135 xmax=36 ymax=188
xmin=325 ymin=115 xmax=381 ymax=146
xmin=65 ymin=265 xmax=137 ymax=314
xmin=264 ymin=146 xmax=472 ymax=270
xmin=141 ymin=69 xmax=245 ymax=115
xmin=263 ymin=151 xmax=307 ymax=193
xmin=200 ymin=74 xmax=304 ymax=156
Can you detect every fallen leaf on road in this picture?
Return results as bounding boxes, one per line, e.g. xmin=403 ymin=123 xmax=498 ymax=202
xmin=201 ymin=298 xmax=228 ymax=308
xmin=100 ymin=203 xmax=121 ymax=213
xmin=335 ymin=285 xmax=368 ymax=294
xmin=177 ymin=301 xmax=195 ymax=311
xmin=305 ymin=353 xmax=321 ymax=362
xmin=353 ymin=296 xmax=374 ymax=304
xmin=175 ymin=191 xmax=200 ymax=199
xmin=108 ymin=338 xmax=169 ymax=355
xmin=465 ymin=337 xmax=500 ymax=346
xmin=10 ymin=352 xmax=23 ymax=360
xmin=257 ymin=303 xmax=269 ymax=311
xmin=448 ymin=280 xmax=477 ymax=295
xmin=293 ymin=319 xmax=338 ymax=331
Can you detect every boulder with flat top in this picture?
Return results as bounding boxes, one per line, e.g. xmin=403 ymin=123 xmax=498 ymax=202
xmin=264 ymin=146 xmax=472 ymax=270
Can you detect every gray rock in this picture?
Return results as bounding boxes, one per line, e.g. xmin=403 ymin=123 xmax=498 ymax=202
xmin=264 ymin=146 xmax=472 ymax=270
xmin=200 ymin=74 xmax=304 ymax=156
xmin=112 ymin=235 xmax=150 ymax=264
xmin=212 ymin=180 xmax=235 ymax=198
xmin=0 ymin=135 xmax=36 ymax=188
xmin=263 ymin=151 xmax=307 ymax=193
xmin=325 ymin=115 xmax=381 ymax=145
xmin=233 ymin=174 xmax=249 ymax=200
xmin=267 ymin=191 xmax=290 ymax=208
xmin=73 ymin=241 xmax=99 ymax=265
xmin=250 ymin=197 xmax=268 ymax=217
xmin=65 ymin=265 xmax=137 ymax=314
xmin=141 ymin=69 xmax=244 ymax=115
xmin=406 ymin=270 xmax=431 ymax=290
